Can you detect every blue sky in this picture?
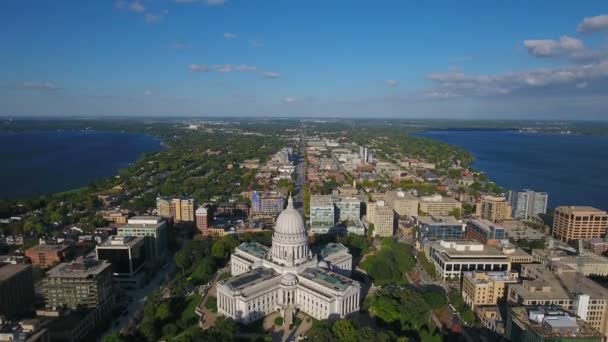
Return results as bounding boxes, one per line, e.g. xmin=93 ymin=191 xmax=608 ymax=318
xmin=1 ymin=0 xmax=608 ymax=119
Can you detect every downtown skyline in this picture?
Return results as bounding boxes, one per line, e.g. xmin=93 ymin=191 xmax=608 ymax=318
xmin=2 ymin=0 xmax=608 ymax=119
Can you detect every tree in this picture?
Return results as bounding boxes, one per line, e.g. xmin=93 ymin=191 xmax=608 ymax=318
xmin=449 ymin=208 xmax=462 ymax=220
xmin=332 ymin=319 xmax=357 ymax=342
xmin=175 ymin=248 xmax=192 ymax=275
xmin=211 ymin=235 xmax=239 ymax=260
xmin=101 ymin=332 xmax=126 ymax=342
xmin=155 ymin=301 xmax=172 ymax=321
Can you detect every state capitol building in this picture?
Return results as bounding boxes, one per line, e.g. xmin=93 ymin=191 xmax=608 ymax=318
xmin=217 ymin=196 xmax=361 ymax=324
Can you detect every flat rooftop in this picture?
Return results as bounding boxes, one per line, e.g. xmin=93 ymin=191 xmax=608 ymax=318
xmin=26 ymin=244 xmax=70 ymax=252
xmin=299 ymin=267 xmax=357 ymax=292
xmin=46 ymin=258 xmax=111 ymax=278
xmin=463 ymin=270 xmax=517 ymax=284
xmin=310 ymin=195 xmax=333 ymax=206
xmin=236 ymin=242 xmax=269 ymax=259
xmin=417 ymin=215 xmax=461 ymax=226
xmin=555 ymin=206 xmax=607 ymax=215
xmin=97 ymin=235 xmax=144 ymax=248
xmin=510 ymin=306 xmax=601 ymax=339
xmin=318 ymin=243 xmax=348 ymax=258
xmin=0 ymin=263 xmax=31 ymax=282
xmin=223 ymin=267 xmax=278 ymax=291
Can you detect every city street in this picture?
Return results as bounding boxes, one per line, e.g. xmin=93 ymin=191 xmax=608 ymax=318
xmin=105 ymin=260 xmax=176 ymax=336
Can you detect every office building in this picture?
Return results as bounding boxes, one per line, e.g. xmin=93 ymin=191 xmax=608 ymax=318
xmin=508 ymin=263 xmax=608 ymax=337
xmin=418 ymin=195 xmax=462 ymax=216
xmin=43 ymin=258 xmax=112 ymax=314
xmin=117 ymin=216 xmax=167 ymax=262
xmin=25 ymin=244 xmax=72 ymax=269
xmin=415 ymin=215 xmax=465 ymax=241
xmin=384 ymin=191 xmax=419 ymax=217
xmin=218 ymin=196 xmax=360 ymax=324
xmin=532 ymin=248 xmax=608 ymax=276
xmin=583 ymin=238 xmax=608 ymax=255
xmin=100 ymin=210 xmax=130 ymax=225
xmin=195 ymin=205 xmax=210 ymax=235
xmin=476 ymin=195 xmax=512 ymax=222
xmin=461 ymin=270 xmax=519 ymax=309
xmin=428 ymin=240 xmax=511 ymax=280
xmin=251 ymin=191 xmax=285 ymax=217
xmin=359 ymin=145 xmax=372 ymax=164
xmin=466 ymin=219 xmax=507 ymax=247
xmin=0 ymin=263 xmax=35 ymax=318
xmin=156 ymin=196 xmax=196 ymax=222
xmin=552 ymin=206 xmax=608 ymax=243
xmin=368 ymin=201 xmax=395 ymax=237
xmin=507 ymin=305 xmax=603 ymax=342
xmin=510 ymin=189 xmax=548 ymax=220
xmin=334 ymin=196 xmax=361 ymax=222
xmin=96 ymin=236 xmax=146 ymax=289
xmin=310 ymin=195 xmax=335 ymax=230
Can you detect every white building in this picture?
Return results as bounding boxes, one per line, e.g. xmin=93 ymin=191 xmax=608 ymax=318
xmin=217 ymin=197 xmax=360 ymax=323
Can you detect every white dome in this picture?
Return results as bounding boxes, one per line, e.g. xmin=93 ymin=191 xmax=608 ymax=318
xmin=281 ymin=272 xmax=298 ymax=286
xmin=274 ymin=196 xmax=305 ymax=235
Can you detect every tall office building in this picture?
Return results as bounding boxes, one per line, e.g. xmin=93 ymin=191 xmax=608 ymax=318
xmin=0 ymin=263 xmax=35 ymax=318
xmin=476 ymin=195 xmax=512 ymax=222
xmin=96 ymin=236 xmax=146 ymax=289
xmin=117 ymin=216 xmax=168 ymax=262
xmin=195 ymin=205 xmax=210 ymax=235
xmin=251 ymin=191 xmax=285 ymax=216
xmin=509 ymin=189 xmax=548 ymax=220
xmin=156 ymin=196 xmax=195 ymax=222
xmin=552 ymin=206 xmax=608 ymax=243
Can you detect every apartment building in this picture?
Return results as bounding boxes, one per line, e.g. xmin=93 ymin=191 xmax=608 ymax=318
xmin=25 ymin=244 xmax=72 ymax=269
xmin=418 ymin=195 xmax=462 ymax=216
xmin=156 ymin=196 xmax=196 ymax=222
xmin=552 ymin=206 xmax=608 ymax=243
xmin=310 ymin=195 xmax=335 ymax=230
xmin=476 ymin=195 xmax=512 ymax=222
xmin=509 ymin=189 xmax=548 ymax=220
xmin=461 ymin=270 xmax=519 ymax=309
xmin=195 ymin=205 xmax=210 ymax=235
xmin=367 ymin=201 xmax=395 ymax=237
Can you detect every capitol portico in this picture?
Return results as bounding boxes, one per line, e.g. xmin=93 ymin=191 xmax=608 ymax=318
xmin=217 ymin=196 xmax=361 ymax=323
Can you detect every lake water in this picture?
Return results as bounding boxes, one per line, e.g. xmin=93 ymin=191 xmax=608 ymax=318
xmin=417 ymin=130 xmax=608 ymax=209
xmin=0 ymin=131 xmax=163 ymax=199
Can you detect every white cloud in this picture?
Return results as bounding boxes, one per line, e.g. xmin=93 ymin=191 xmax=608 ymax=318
xmin=223 ymin=32 xmax=238 ymax=39
xmin=577 ymin=14 xmax=608 ymax=33
xmin=129 ymin=1 xmax=145 ymax=13
xmin=173 ymin=0 xmax=226 ymax=5
xmin=262 ymin=72 xmax=280 ymax=79
xmin=249 ymin=39 xmax=264 ymax=48
xmin=169 ymin=42 xmax=190 ymax=49
xmin=283 ymin=97 xmax=296 ymax=103
xmin=17 ymin=82 xmax=61 ymax=91
xmin=206 ymin=0 xmax=226 ymax=6
xmin=145 ymin=10 xmax=168 ymax=24
xmin=189 ymin=64 xmax=210 ymax=72
xmin=523 ymin=36 xmax=584 ymax=57
xmin=189 ymin=64 xmax=258 ymax=73
xmin=427 ymin=60 xmax=608 ymax=97
xmin=386 ymin=80 xmax=398 ymax=87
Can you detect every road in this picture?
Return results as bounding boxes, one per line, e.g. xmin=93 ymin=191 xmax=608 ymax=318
xmin=292 ymin=132 xmax=306 ymax=215
xmin=105 ymin=260 xmax=176 ymax=336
